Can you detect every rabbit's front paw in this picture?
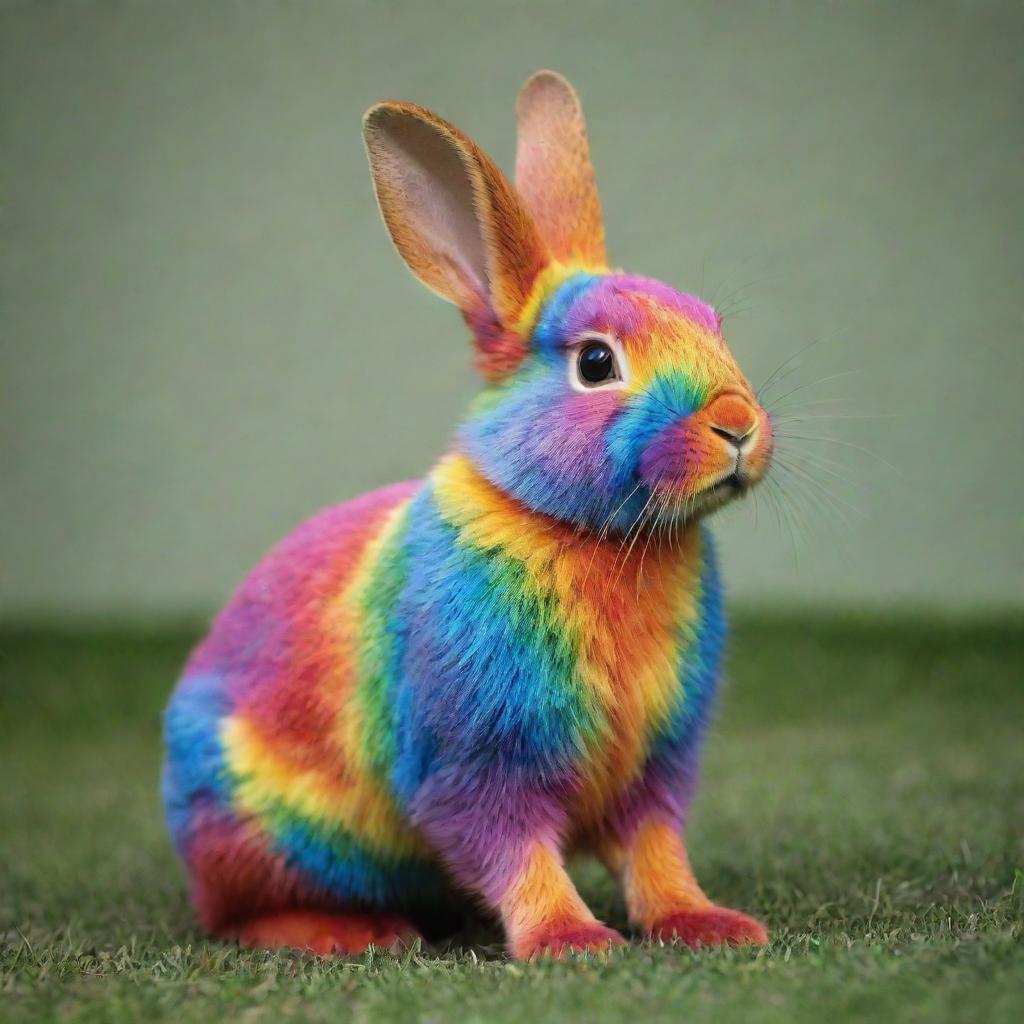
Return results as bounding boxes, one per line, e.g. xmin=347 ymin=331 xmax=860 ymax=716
xmin=515 ymin=921 xmax=626 ymax=960
xmin=649 ymin=907 xmax=767 ymax=949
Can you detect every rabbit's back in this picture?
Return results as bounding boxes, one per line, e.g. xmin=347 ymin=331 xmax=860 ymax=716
xmin=162 ymin=479 xmax=453 ymax=929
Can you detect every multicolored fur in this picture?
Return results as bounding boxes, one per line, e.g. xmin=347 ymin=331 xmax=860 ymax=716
xmin=163 ymin=71 xmax=773 ymax=959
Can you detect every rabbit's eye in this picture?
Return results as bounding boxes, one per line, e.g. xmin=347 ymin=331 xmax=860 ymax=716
xmin=577 ymin=342 xmax=620 ymax=386
xmin=567 ymin=334 xmax=628 ymax=393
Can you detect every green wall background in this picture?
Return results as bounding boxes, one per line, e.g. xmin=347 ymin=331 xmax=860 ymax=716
xmin=2 ymin=0 xmax=1022 ymax=617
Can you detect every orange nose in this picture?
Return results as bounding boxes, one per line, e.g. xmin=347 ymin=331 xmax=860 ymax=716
xmin=705 ymin=393 xmax=759 ymax=445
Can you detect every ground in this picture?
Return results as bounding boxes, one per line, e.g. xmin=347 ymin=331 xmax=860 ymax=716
xmin=1 ymin=615 xmax=1022 ymax=1023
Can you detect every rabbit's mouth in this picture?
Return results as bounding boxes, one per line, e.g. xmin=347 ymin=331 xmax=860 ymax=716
xmin=700 ymin=473 xmax=745 ymax=502
xmin=639 ymin=456 xmax=762 ymax=525
xmin=709 ymin=471 xmax=745 ymax=495
xmin=679 ymin=469 xmax=753 ymax=519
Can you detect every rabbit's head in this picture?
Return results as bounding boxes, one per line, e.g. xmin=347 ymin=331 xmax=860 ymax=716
xmin=364 ymin=72 xmax=772 ymax=533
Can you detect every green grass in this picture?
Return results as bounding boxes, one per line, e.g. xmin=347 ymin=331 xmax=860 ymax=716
xmin=2 ymin=616 xmax=1022 ymax=1023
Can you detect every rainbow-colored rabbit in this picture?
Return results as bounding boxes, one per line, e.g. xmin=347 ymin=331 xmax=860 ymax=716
xmin=163 ymin=71 xmax=774 ymax=960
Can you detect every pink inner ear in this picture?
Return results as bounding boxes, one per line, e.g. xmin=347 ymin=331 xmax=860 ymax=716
xmin=367 ymin=101 xmax=549 ymax=332
xmin=369 ymin=111 xmax=489 ymax=306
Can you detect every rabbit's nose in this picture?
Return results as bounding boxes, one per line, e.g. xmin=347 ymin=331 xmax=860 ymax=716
xmin=710 ymin=424 xmax=752 ymax=448
xmin=705 ymin=393 xmax=759 ymax=449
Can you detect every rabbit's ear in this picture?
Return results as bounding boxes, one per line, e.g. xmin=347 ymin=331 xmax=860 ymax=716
xmin=363 ymin=102 xmax=549 ymax=328
xmin=515 ymin=71 xmax=607 ymax=268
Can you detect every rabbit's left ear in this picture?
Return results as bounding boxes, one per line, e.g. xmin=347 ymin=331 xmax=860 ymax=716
xmin=364 ymin=101 xmax=550 ymax=331
xmin=515 ymin=71 xmax=607 ymax=268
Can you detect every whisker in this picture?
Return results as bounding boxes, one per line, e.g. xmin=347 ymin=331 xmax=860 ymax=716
xmin=774 ymin=433 xmax=902 ymax=475
xmin=771 ymin=411 xmax=901 ymax=425
xmin=776 ymin=468 xmax=840 ymax=543
xmin=755 ymin=330 xmax=850 ymax=404
xmin=636 ymin=489 xmax=674 ymax=600
xmin=581 ymin=480 xmax=645 ymax=591
xmin=762 ymin=474 xmax=802 ymax=566
xmin=712 ymin=270 xmax=779 ymax=318
xmin=756 ymin=339 xmax=823 ymax=401
xmin=773 ymin=446 xmax=857 ymax=485
xmin=773 ymin=474 xmax=854 ymax=544
xmin=766 ymin=369 xmax=864 ymax=413
xmin=772 ymin=451 xmax=859 ymax=501
xmin=771 ymin=461 xmax=863 ymax=524
xmin=767 ymin=397 xmax=856 ymax=421
xmin=718 ymin=298 xmax=757 ymax=323
xmin=612 ymin=484 xmax=661 ymax=584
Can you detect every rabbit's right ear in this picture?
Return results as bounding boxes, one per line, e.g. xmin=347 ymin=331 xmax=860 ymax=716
xmin=363 ymin=102 xmax=549 ymax=330
xmin=515 ymin=71 xmax=607 ymax=268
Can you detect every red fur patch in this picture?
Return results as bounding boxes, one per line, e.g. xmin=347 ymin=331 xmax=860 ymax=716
xmin=517 ymin=921 xmax=625 ymax=960
xmin=230 ymin=909 xmax=420 ymax=956
xmin=463 ymin=305 xmax=528 ymax=381
xmin=187 ymin=808 xmax=326 ymax=932
xmin=650 ymin=907 xmax=768 ymax=949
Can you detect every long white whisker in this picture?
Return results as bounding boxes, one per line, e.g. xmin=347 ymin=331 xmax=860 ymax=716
xmin=771 ymin=461 xmax=863 ymax=523
xmin=775 ymin=433 xmax=902 ymax=475
xmin=766 ymin=369 xmax=864 ymax=413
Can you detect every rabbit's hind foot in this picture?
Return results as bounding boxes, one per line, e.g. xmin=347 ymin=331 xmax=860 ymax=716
xmin=223 ymin=908 xmax=421 ymax=956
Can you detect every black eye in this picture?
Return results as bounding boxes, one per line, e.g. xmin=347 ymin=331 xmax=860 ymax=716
xmin=577 ymin=342 xmax=618 ymax=385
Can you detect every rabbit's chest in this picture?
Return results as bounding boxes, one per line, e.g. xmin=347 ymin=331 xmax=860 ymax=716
xmin=388 ymin=475 xmax=723 ymax=806
xmin=555 ymin=553 xmax=715 ymax=823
